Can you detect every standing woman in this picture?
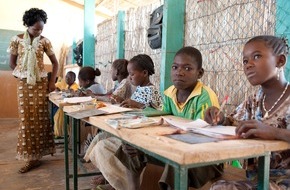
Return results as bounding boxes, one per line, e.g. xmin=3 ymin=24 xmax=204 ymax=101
xmin=8 ymin=8 xmax=58 ymax=173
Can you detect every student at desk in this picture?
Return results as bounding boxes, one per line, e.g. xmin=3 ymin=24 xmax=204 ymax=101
xmin=86 ymin=54 xmax=162 ymax=190
xmin=121 ymin=46 xmax=223 ymax=190
xmin=75 ymin=66 xmax=106 ymax=148
xmin=77 ymin=66 xmax=106 ymax=96
xmin=205 ymin=35 xmax=290 ymax=190
xmin=95 ymin=59 xmax=135 ymax=103
xmin=92 ymin=47 xmax=222 ymax=190
xmin=53 ymin=71 xmax=79 ymax=137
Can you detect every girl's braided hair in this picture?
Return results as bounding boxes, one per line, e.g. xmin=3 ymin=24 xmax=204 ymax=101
xmin=246 ymin=35 xmax=289 ymax=56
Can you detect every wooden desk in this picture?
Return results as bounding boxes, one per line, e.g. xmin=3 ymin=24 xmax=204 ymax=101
xmin=84 ymin=114 xmax=290 ymax=190
xmin=49 ymin=93 xmax=99 ymax=190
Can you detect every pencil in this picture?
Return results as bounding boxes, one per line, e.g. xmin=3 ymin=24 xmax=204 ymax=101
xmin=218 ymin=95 xmax=229 ymax=115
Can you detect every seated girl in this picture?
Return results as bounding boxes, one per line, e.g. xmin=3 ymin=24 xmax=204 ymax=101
xmin=96 ymin=59 xmax=135 ymax=103
xmin=77 ymin=66 xmax=106 ymax=96
xmin=85 ymin=54 xmax=162 ymax=189
xmin=205 ymin=35 xmax=290 ymax=190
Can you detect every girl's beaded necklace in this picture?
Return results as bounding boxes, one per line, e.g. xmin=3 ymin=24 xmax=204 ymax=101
xmin=262 ymin=81 xmax=289 ymax=119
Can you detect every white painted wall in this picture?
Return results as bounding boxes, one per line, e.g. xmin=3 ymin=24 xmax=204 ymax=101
xmin=0 ymin=0 xmax=100 ymax=64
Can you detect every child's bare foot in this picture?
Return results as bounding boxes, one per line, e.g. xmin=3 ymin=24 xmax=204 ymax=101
xmin=90 ymin=174 xmax=106 ymax=187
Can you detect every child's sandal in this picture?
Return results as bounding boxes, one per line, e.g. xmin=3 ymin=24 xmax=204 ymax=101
xmin=18 ymin=160 xmax=41 ymax=173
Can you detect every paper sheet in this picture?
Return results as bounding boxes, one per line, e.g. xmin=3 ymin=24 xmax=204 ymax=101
xmin=162 ymin=116 xmax=209 ymax=130
xmin=99 ymin=104 xmax=133 ymax=114
xmin=63 ymin=96 xmax=94 ymax=104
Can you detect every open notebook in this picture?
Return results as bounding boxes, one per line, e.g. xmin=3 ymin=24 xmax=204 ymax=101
xmin=67 ymin=103 xmax=132 ymax=119
xmin=162 ymin=116 xmax=238 ymax=139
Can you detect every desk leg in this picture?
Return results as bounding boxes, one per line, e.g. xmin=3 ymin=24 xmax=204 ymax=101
xmin=174 ymin=166 xmax=188 ymax=190
xmin=64 ymin=114 xmax=70 ymax=190
xmin=72 ymin=118 xmax=79 ymax=190
xmin=258 ymin=152 xmax=270 ymax=190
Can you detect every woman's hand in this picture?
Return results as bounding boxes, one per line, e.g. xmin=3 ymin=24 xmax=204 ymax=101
xmin=236 ymin=120 xmax=278 ymax=140
xmin=48 ymin=81 xmax=56 ymax=92
xmin=120 ymin=99 xmax=144 ymax=108
xmin=204 ymin=106 xmax=224 ymax=125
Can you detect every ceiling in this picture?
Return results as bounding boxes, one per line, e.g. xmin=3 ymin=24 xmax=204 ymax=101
xmin=61 ymin=0 xmax=161 ymax=19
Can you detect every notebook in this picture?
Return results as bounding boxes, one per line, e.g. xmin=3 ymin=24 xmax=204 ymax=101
xmin=161 ymin=116 xmax=238 ymax=139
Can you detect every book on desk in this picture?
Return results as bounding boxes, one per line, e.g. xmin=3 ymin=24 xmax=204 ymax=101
xmin=105 ymin=115 xmax=158 ymax=129
xmin=162 ymin=116 xmax=238 ymax=140
xmin=66 ymin=103 xmax=133 ymax=119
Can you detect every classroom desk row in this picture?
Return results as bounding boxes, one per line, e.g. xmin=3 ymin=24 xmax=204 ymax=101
xmin=49 ymin=94 xmax=290 ymax=190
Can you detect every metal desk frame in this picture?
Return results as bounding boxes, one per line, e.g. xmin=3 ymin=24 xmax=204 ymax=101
xmin=63 ymin=115 xmax=272 ymax=190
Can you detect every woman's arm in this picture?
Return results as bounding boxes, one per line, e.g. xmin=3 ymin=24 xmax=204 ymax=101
xmin=48 ymin=54 xmax=58 ymax=92
xmin=9 ymin=54 xmax=17 ymax=70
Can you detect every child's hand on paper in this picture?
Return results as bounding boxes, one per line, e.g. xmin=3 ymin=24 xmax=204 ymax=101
xmin=204 ymin=106 xmax=225 ymax=125
xmin=120 ymin=99 xmax=144 ymax=109
xmin=236 ymin=120 xmax=277 ymax=140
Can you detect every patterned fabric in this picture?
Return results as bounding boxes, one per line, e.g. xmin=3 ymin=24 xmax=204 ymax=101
xmin=112 ymin=78 xmax=135 ymax=100
xmin=67 ymin=82 xmax=79 ymax=91
xmin=55 ymin=77 xmax=67 ymax=90
xmin=16 ymin=78 xmax=55 ymax=161
xmin=8 ymin=33 xmax=55 ymax=79
xmin=163 ymin=81 xmax=220 ymax=120
xmin=130 ymin=85 xmax=162 ymax=109
xmin=53 ymin=82 xmax=78 ymax=137
xmin=211 ymin=87 xmax=290 ymax=190
xmin=87 ymin=83 xmax=106 ymax=94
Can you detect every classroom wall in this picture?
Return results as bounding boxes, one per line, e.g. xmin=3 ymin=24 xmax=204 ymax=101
xmin=95 ymin=0 xmax=290 ymax=113
xmin=0 ymin=0 xmax=88 ymax=60
xmin=0 ymin=0 xmax=87 ymax=118
xmin=96 ymin=2 xmax=163 ymax=92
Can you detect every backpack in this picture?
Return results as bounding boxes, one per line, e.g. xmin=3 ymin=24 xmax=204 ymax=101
xmin=73 ymin=41 xmax=83 ymax=67
xmin=147 ymin=5 xmax=163 ymax=49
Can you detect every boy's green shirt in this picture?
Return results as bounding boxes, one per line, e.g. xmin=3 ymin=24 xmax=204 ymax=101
xmin=162 ymin=81 xmax=220 ymax=120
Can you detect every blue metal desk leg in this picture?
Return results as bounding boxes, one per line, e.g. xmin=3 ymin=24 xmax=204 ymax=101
xmin=64 ymin=114 xmax=69 ymax=190
xmin=72 ymin=118 xmax=79 ymax=190
xmin=174 ymin=165 xmax=188 ymax=190
xmin=258 ymin=152 xmax=270 ymax=190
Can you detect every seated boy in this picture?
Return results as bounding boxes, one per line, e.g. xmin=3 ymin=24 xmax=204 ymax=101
xmin=96 ymin=47 xmax=223 ymax=190
xmin=53 ymin=71 xmax=79 ymax=137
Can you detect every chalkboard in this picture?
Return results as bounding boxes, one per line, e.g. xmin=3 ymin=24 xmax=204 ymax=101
xmin=0 ymin=29 xmax=23 ymax=70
